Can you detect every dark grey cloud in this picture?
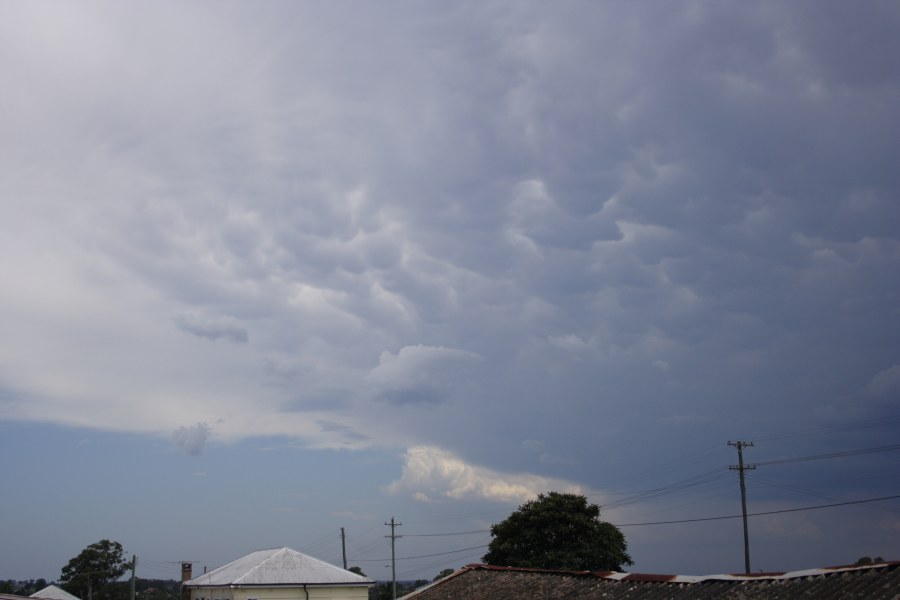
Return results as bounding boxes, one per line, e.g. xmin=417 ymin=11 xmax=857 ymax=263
xmin=316 ymin=420 xmax=370 ymax=443
xmin=172 ymin=422 xmax=210 ymax=456
xmin=173 ymin=312 xmax=249 ymax=343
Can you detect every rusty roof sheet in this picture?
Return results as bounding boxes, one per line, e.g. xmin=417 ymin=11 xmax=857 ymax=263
xmin=399 ymin=561 xmax=900 ymax=599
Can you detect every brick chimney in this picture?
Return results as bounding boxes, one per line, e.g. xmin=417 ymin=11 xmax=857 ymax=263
xmin=181 ymin=562 xmax=192 ymax=600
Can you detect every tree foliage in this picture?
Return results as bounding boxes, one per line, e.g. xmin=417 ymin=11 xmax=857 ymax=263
xmin=60 ymin=540 xmax=130 ymax=600
xmin=368 ymin=580 xmax=428 ymax=600
xmin=482 ymin=492 xmax=633 ymax=571
xmin=1 ymin=579 xmax=48 ymax=596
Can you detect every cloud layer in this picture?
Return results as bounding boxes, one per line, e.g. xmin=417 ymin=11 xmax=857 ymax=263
xmin=0 ymin=3 xmax=897 ymax=573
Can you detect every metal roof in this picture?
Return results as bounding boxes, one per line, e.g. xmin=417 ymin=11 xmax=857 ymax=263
xmin=183 ymin=547 xmax=372 ymax=587
xmin=30 ymin=586 xmax=81 ymax=600
xmin=400 ymin=561 xmax=900 ymax=599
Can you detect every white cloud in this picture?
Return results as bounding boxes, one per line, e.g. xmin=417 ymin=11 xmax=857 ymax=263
xmin=386 ymin=445 xmax=583 ymax=504
xmin=548 ymin=334 xmax=594 ymax=352
xmin=365 ymin=345 xmax=481 ymax=405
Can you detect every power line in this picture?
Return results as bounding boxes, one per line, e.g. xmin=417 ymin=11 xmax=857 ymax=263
xmin=746 ymin=474 xmax=900 ymax=515
xmin=615 ymin=494 xmax=900 ymax=527
xmin=353 ymin=543 xmax=490 ymax=563
xmin=753 ymin=415 xmax=900 ymax=443
xmin=753 ymin=444 xmax=900 ymax=467
xmin=405 ymin=530 xmax=489 ymax=537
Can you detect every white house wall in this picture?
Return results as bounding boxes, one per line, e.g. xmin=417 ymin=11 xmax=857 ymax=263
xmin=190 ymin=587 xmax=367 ymax=600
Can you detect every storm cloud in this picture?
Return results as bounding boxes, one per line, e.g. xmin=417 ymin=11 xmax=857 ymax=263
xmin=0 ymin=0 xmax=897 ymax=579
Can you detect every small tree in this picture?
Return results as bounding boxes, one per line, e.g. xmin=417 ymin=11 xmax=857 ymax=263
xmin=433 ymin=568 xmax=455 ymax=582
xmin=60 ymin=540 xmax=130 ymax=600
xmin=483 ymin=492 xmax=633 ymax=571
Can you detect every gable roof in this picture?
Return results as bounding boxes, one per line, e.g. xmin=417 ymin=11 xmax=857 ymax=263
xmin=401 ymin=561 xmax=900 ymax=599
xmin=183 ymin=547 xmax=372 ymax=587
xmin=30 ymin=586 xmax=80 ymax=600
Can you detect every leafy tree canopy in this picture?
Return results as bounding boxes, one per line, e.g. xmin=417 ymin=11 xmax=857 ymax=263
xmin=433 ymin=568 xmax=455 ymax=582
xmin=482 ymin=492 xmax=633 ymax=571
xmin=60 ymin=539 xmax=130 ymax=600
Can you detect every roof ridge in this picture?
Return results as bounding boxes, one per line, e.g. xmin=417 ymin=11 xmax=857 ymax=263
xmin=233 ymin=548 xmax=289 ymax=584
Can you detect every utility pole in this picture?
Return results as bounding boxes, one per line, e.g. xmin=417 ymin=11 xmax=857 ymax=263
xmin=341 ymin=527 xmax=347 ymax=570
xmin=728 ymin=440 xmax=755 ymax=574
xmin=130 ymin=556 xmax=138 ymax=600
xmin=385 ymin=517 xmax=402 ymax=599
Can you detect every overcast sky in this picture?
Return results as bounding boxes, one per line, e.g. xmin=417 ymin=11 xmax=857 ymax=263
xmin=1 ymin=0 xmax=899 ymax=584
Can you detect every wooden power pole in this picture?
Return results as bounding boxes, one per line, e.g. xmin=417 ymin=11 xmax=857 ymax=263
xmin=728 ymin=440 xmax=755 ymax=574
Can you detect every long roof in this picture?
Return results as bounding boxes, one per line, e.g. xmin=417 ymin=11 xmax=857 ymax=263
xmin=183 ymin=548 xmax=372 ymax=587
xmin=401 ymin=561 xmax=900 ymax=599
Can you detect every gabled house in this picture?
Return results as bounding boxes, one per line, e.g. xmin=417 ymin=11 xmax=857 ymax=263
xmin=400 ymin=561 xmax=900 ymax=599
xmin=182 ymin=548 xmax=372 ymax=600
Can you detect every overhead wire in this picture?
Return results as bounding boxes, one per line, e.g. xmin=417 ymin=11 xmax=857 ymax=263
xmin=752 ymin=415 xmax=900 ymax=443
xmin=615 ymin=494 xmax=900 ymax=527
xmin=752 ymin=444 xmax=900 ymax=467
xmin=746 ymin=473 xmax=900 ymax=515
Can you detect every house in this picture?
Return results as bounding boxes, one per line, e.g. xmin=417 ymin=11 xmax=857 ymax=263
xmin=400 ymin=561 xmax=900 ymax=599
xmin=30 ymin=586 xmax=80 ymax=600
xmin=182 ymin=548 xmax=372 ymax=600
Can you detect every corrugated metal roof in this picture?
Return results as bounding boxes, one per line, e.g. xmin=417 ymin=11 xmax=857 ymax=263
xmin=30 ymin=586 xmax=81 ymax=600
xmin=399 ymin=561 xmax=900 ymax=599
xmin=183 ymin=548 xmax=372 ymax=587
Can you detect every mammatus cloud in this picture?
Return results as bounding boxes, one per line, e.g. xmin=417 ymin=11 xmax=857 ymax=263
xmin=173 ymin=312 xmax=249 ymax=343
xmin=317 ymin=420 xmax=370 ymax=442
xmin=365 ymin=345 xmax=481 ymax=405
xmin=386 ymin=445 xmax=583 ymax=503
xmin=172 ymin=422 xmax=211 ymax=456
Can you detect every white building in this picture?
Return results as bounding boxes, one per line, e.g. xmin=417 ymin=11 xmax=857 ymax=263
xmin=182 ymin=548 xmax=372 ymax=600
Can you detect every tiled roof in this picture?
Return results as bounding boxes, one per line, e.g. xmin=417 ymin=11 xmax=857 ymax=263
xmin=400 ymin=561 xmax=900 ymax=599
xmin=183 ymin=547 xmax=372 ymax=587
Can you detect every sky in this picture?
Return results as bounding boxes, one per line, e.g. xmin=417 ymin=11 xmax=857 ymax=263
xmin=1 ymin=0 xmax=899 ymax=584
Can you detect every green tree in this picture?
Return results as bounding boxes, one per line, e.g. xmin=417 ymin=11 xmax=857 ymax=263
xmin=482 ymin=492 xmax=633 ymax=571
xmin=347 ymin=566 xmax=366 ymax=577
xmin=60 ymin=540 xmax=130 ymax=600
xmin=433 ymin=568 xmax=454 ymax=582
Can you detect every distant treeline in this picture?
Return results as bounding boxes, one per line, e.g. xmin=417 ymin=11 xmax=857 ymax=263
xmin=368 ymin=579 xmax=430 ymax=600
xmin=0 ymin=579 xmax=181 ymax=600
